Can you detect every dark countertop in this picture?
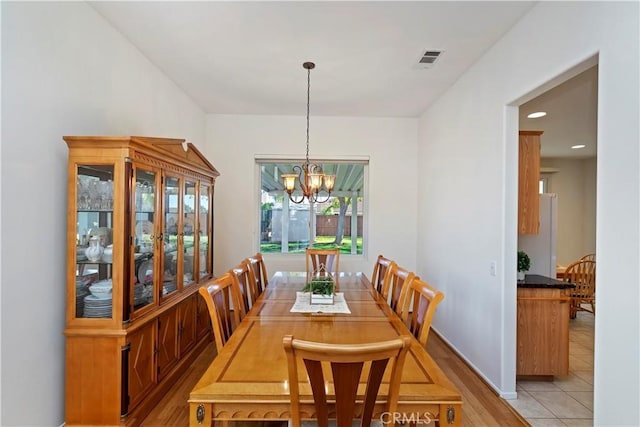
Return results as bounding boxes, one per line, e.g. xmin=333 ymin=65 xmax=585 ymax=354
xmin=518 ymin=274 xmax=576 ymax=289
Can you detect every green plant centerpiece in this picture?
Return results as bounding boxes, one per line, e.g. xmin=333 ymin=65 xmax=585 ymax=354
xmin=302 ymin=275 xmax=336 ymax=304
xmin=517 ymin=250 xmax=531 ymax=281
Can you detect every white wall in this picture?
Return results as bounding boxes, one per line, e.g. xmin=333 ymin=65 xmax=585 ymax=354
xmin=417 ymin=2 xmax=639 ymax=425
xmin=1 ymin=3 xmax=206 ymax=425
xmin=582 ymin=157 xmax=597 ymax=257
xmin=205 ymin=114 xmax=418 ymax=277
xmin=543 ymin=157 xmax=597 ymax=265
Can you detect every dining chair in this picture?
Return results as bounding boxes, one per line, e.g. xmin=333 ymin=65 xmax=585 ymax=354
xmin=198 ymin=272 xmax=243 ymax=353
xmin=283 ymin=334 xmax=412 ymax=427
xmin=371 ymin=255 xmax=394 ymax=294
xmin=229 ymin=260 xmax=258 ymax=315
xmin=398 ymin=276 xmax=445 ymax=347
xmin=580 ymin=253 xmax=596 ymax=262
xmin=563 ymin=259 xmax=596 ymax=318
xmin=380 ymin=263 xmax=416 ymax=314
xmin=246 ymin=252 xmax=269 ymax=295
xmin=305 ymin=248 xmax=340 ymax=281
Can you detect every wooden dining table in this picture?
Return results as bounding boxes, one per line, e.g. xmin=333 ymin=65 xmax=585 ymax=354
xmin=188 ymin=271 xmax=462 ymax=426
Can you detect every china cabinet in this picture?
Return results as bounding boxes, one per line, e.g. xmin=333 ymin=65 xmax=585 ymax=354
xmin=63 ymin=136 xmax=218 ymax=426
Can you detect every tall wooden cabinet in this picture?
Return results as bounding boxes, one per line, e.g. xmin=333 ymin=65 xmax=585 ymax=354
xmin=518 ymin=130 xmax=542 ymax=234
xmin=63 ymin=136 xmax=218 ymax=426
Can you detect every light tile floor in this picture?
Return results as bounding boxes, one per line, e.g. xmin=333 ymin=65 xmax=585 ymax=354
xmin=508 ymin=310 xmax=594 ymax=426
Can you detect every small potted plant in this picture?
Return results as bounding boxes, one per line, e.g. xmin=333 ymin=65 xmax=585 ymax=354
xmin=302 ymin=275 xmax=335 ymax=304
xmin=517 ymin=250 xmax=530 ymax=282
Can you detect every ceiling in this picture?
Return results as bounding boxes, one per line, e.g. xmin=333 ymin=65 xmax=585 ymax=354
xmin=519 ymin=66 xmax=598 ymax=159
xmin=90 ymin=1 xmax=535 ymax=117
xmin=90 ymin=1 xmax=595 ymax=159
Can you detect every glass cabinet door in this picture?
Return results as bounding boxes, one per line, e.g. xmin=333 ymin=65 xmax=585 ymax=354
xmin=132 ymin=168 xmax=157 ymax=314
xmin=76 ymin=164 xmax=114 ymax=319
xmin=198 ymin=183 xmax=211 ymax=280
xmin=183 ymin=180 xmax=196 ymax=287
xmin=162 ymin=175 xmax=180 ymax=298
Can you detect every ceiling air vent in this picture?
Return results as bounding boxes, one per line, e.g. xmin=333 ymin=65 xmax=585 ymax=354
xmin=415 ymin=50 xmax=444 ymax=69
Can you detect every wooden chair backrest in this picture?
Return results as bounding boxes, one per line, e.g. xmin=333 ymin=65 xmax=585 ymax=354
xmin=246 ymin=252 xmax=269 ymax=294
xmin=398 ymin=276 xmax=445 ymax=346
xmin=564 ymin=259 xmax=596 ymax=298
xmin=198 ymin=273 xmax=242 ymax=353
xmin=283 ymin=335 xmax=412 ymax=427
xmin=371 ymin=255 xmax=394 ymax=294
xmin=579 ymin=253 xmax=596 ymax=262
xmin=305 ymin=248 xmax=340 ymax=280
xmin=229 ymin=260 xmax=258 ymax=314
xmin=381 ymin=263 xmax=416 ymax=313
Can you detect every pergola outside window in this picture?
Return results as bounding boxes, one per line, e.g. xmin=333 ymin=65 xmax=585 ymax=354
xmin=258 ymin=160 xmax=367 ymax=255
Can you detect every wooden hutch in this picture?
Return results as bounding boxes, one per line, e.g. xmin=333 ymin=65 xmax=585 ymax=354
xmin=63 ymin=136 xmax=218 ymax=426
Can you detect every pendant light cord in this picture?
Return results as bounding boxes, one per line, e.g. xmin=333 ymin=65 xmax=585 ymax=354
xmin=306 ymin=65 xmax=311 ymax=164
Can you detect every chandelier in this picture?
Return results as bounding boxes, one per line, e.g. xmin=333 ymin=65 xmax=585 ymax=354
xmin=281 ymin=62 xmax=335 ymax=204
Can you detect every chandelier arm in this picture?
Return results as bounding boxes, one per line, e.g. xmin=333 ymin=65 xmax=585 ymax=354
xmin=307 ymin=163 xmax=322 ymax=174
xmin=294 ymin=164 xmax=309 ymax=196
xmin=309 ymin=191 xmax=332 ymax=205
xmin=287 ymin=192 xmax=307 ymax=204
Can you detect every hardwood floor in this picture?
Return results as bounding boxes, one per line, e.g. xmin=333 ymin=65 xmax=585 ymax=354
xmin=140 ymin=334 xmax=528 ymax=426
xmin=426 ymin=333 xmax=528 ymax=426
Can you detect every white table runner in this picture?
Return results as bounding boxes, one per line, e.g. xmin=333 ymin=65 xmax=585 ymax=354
xmin=290 ymin=292 xmax=351 ymax=314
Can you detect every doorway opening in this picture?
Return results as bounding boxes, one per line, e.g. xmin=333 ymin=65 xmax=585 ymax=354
xmin=510 ymin=57 xmax=598 ymax=424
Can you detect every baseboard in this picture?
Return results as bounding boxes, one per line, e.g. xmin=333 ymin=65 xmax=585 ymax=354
xmin=431 ymin=328 xmax=506 ymax=392
xmin=501 ymin=391 xmax=518 ymax=400
xmin=430 ymin=328 xmax=528 ymax=424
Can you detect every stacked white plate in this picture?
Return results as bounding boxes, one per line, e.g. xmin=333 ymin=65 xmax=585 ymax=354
xmin=163 ymin=282 xmax=177 ymax=296
xmin=89 ymin=280 xmax=113 ymax=297
xmin=84 ymin=294 xmax=112 ymax=318
xmin=76 ymin=283 xmax=90 ymax=317
xmin=133 ymin=283 xmax=147 ymax=307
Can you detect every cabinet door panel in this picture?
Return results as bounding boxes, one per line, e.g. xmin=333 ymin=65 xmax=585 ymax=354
xmin=196 ymin=292 xmax=211 ymax=340
xmin=517 ymin=288 xmax=570 ymax=375
xmin=128 ymin=321 xmax=156 ymax=409
xmin=179 ymin=296 xmax=197 ymax=356
xmin=518 ymin=131 xmax=542 ymax=235
xmin=198 ymin=183 xmax=212 ymax=280
xmin=162 ymin=175 xmax=181 ymax=297
xmin=157 ymin=307 xmax=179 ymax=380
xmin=183 ymin=180 xmax=197 ymax=287
xmin=75 ymin=164 xmax=115 ymax=320
xmin=131 ymin=167 xmax=159 ymax=318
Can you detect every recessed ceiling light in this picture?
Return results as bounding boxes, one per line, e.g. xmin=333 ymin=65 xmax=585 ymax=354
xmin=571 ymin=144 xmax=586 ymax=149
xmin=527 ymin=111 xmax=547 ymax=119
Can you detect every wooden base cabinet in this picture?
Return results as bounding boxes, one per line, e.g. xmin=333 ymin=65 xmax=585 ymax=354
xmin=516 ymin=287 xmax=571 ymax=377
xmin=63 ymin=136 xmax=218 ymax=426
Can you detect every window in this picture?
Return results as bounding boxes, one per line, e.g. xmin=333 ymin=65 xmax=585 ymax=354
xmin=258 ymin=160 xmax=367 ymax=255
xmin=539 ymin=174 xmax=550 ymax=194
